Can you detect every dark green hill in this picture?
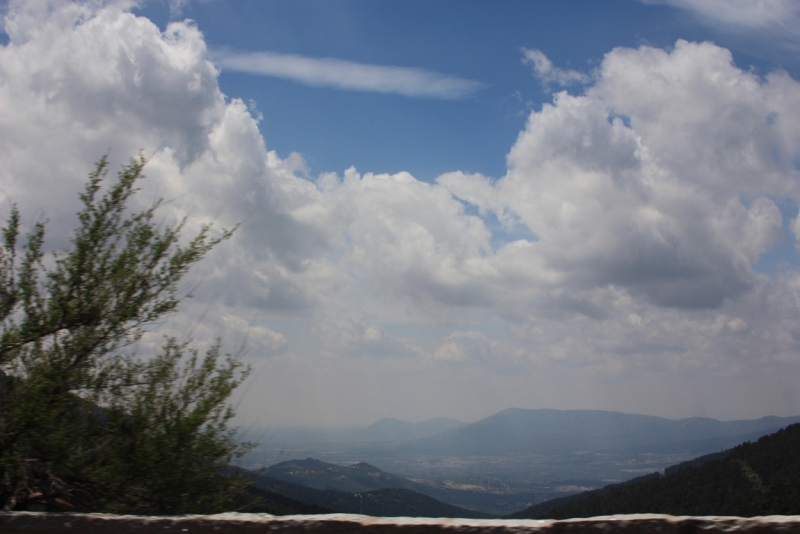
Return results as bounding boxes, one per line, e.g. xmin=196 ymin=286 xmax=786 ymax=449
xmin=263 ymin=458 xmax=419 ymax=493
xmin=239 ymin=485 xmax=335 ymax=515
xmin=508 ymin=423 xmax=800 ymax=519
xmin=261 ymin=457 xmax=537 ymax=516
xmin=219 ymin=466 xmax=335 ymax=515
xmin=251 ymin=474 xmax=495 ymax=518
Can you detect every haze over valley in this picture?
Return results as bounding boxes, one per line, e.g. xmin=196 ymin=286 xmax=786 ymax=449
xmin=238 ymin=408 xmax=800 ymax=514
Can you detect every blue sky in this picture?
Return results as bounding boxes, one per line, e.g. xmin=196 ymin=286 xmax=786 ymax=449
xmin=3 ymin=0 xmax=800 ymax=426
xmin=134 ymin=0 xmax=799 ymax=182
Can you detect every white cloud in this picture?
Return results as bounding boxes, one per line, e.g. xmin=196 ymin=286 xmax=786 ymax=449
xmin=213 ymin=49 xmax=486 ymax=99
xmin=641 ymin=0 xmax=800 ymax=49
xmin=643 ymin=0 xmax=800 ymax=30
xmin=2 ymin=1 xmax=800 ymax=424
xmin=435 ymin=331 xmax=491 ymax=362
xmin=444 ymin=40 xmax=800 ymax=309
xmin=168 ymin=0 xmax=190 ymax=17
xmin=522 ymin=48 xmax=590 ymax=89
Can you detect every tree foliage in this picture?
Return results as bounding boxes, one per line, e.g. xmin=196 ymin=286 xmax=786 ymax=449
xmin=0 ymin=155 xmax=251 ymax=514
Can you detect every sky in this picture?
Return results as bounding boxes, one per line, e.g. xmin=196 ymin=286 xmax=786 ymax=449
xmin=2 ymin=0 xmax=800 ymax=426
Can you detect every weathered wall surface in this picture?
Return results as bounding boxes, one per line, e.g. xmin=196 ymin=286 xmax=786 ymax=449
xmin=1 ymin=512 xmax=800 ymax=534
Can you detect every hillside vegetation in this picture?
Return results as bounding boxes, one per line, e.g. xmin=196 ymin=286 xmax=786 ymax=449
xmin=262 ymin=458 xmax=420 ymax=493
xmin=509 ymin=423 xmax=800 ymax=519
xmin=0 ymin=156 xmax=249 ymax=514
xmin=251 ymin=474 xmax=494 ymax=518
xmin=239 ymin=486 xmax=335 ymax=515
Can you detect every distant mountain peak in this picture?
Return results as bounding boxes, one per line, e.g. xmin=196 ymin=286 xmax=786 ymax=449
xmin=366 ymin=418 xmax=412 ymax=429
xmin=358 ymin=416 xmax=465 ymax=442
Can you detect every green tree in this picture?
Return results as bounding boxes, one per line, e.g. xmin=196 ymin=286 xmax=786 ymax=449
xmin=0 ymin=155 xmax=252 ymax=514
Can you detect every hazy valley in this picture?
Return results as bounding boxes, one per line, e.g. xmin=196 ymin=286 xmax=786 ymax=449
xmin=238 ymin=408 xmax=800 ymax=515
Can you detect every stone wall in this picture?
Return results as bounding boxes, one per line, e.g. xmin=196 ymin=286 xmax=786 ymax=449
xmin=1 ymin=512 xmax=800 ymax=533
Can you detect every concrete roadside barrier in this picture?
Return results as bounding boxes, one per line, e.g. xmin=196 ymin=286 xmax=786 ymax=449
xmin=1 ymin=512 xmax=800 ymax=533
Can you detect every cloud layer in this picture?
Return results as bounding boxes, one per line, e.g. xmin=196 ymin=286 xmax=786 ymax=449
xmin=214 ymin=50 xmax=485 ymax=99
xmin=644 ymin=0 xmax=800 ymax=30
xmin=642 ymin=0 xmax=800 ymax=49
xmin=2 ymin=1 xmax=800 ymax=424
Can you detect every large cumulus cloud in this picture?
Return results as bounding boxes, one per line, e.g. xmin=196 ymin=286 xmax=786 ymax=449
xmin=442 ymin=40 xmax=800 ymax=310
xmin=2 ymin=1 xmax=800 ymax=423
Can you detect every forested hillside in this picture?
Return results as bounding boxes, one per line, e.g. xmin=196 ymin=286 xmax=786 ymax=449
xmin=251 ymin=475 xmax=495 ymax=518
xmin=509 ymin=423 xmax=800 ymax=519
xmin=240 ymin=486 xmax=335 ymax=515
xmin=262 ymin=458 xmax=420 ymax=493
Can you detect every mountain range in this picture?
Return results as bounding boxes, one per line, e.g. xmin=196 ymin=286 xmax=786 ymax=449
xmin=393 ymin=408 xmax=800 ymax=456
xmin=248 ymin=408 xmax=800 ymax=459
